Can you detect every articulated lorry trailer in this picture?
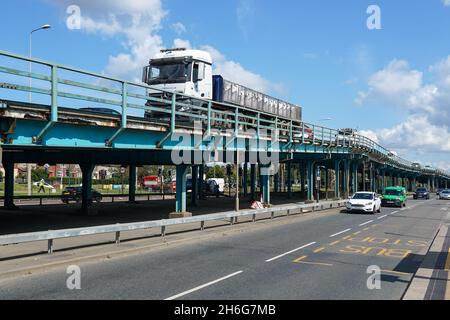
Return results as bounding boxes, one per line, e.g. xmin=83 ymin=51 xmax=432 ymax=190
xmin=142 ymin=48 xmax=302 ymax=128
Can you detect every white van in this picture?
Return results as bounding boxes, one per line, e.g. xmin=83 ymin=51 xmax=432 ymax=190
xmin=207 ymin=178 xmax=225 ymax=194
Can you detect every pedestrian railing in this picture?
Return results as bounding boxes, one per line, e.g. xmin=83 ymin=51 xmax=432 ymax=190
xmin=0 ymin=200 xmax=346 ymax=254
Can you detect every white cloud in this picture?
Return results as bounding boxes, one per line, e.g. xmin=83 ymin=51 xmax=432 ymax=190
xmin=444 ymin=0 xmax=450 ymax=7
xmin=49 ymin=0 xmax=166 ymax=81
xmin=172 ymin=38 xmax=192 ymax=49
xmin=171 ymin=22 xmax=186 ymax=35
xmin=201 ymin=45 xmax=286 ymax=95
xmin=356 ymin=56 xmax=450 ymax=167
xmin=359 ymin=130 xmax=379 ymax=143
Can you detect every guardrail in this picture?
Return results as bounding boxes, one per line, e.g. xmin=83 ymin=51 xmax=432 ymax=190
xmin=0 ymin=200 xmax=346 ymax=254
xmin=0 ymin=49 xmax=449 ymax=178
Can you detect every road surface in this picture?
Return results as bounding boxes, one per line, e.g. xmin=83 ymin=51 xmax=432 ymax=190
xmin=0 ymin=199 xmax=449 ymax=300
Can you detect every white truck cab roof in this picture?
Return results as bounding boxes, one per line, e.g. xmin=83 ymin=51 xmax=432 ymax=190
xmin=151 ymin=48 xmax=213 ymax=65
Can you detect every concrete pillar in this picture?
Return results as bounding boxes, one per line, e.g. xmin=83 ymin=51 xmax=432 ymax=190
xmin=274 ymin=172 xmax=279 ymax=193
xmin=80 ymin=164 xmax=94 ymax=214
xmin=191 ymin=165 xmax=198 ymax=206
xmin=129 ymin=165 xmax=137 ymax=203
xmin=343 ymin=160 xmax=350 ymax=197
xmin=352 ymin=162 xmax=358 ymax=194
xmin=243 ymin=164 xmax=248 ymax=197
xmin=307 ymin=161 xmax=314 ymax=201
xmin=325 ymin=168 xmax=329 ymax=199
xmin=335 ymin=160 xmax=341 ymax=199
xmin=287 ymin=162 xmax=292 ymax=198
xmin=3 ymin=161 xmax=17 ymax=210
xmin=250 ymin=164 xmax=256 ymax=200
xmin=198 ymin=165 xmax=204 ymax=200
xmin=381 ymin=171 xmax=386 ymax=193
xmin=372 ymin=169 xmax=377 ymax=194
xmin=261 ymin=170 xmax=270 ymax=205
xmin=300 ymin=162 xmax=306 ymax=198
xmin=176 ymin=164 xmax=188 ymax=213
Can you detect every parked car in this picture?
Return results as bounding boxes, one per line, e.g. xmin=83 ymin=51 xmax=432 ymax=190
xmin=436 ymin=188 xmax=445 ymax=196
xmin=346 ymin=192 xmax=381 ymax=214
xmin=61 ymin=187 xmax=102 ymax=204
xmin=439 ymin=189 xmax=450 ymax=200
xmin=413 ymin=188 xmax=430 ymax=200
xmin=382 ymin=186 xmax=407 ymax=208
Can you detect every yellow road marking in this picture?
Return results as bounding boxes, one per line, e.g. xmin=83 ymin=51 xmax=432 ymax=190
xmin=329 ymin=240 xmax=341 ymax=246
xmin=313 ymin=247 xmax=325 ymax=253
xmin=342 ymin=236 xmax=351 ymax=240
xmin=445 ymin=249 xmax=450 ymax=271
xmin=353 ymin=231 xmax=362 ymax=235
xmin=363 ymin=228 xmax=370 ymax=231
xmin=295 ymin=260 xmax=334 ymax=267
xmin=293 ymin=255 xmax=308 ymax=263
xmin=293 ymin=255 xmax=333 ymax=267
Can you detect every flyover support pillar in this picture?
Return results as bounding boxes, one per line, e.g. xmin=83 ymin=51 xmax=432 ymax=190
xmin=198 ymin=165 xmax=204 ymax=200
xmin=80 ymin=164 xmax=94 ymax=215
xmin=250 ymin=164 xmax=256 ymax=201
xmin=191 ymin=165 xmax=199 ymax=206
xmin=343 ymin=160 xmax=350 ymax=198
xmin=243 ymin=164 xmax=248 ymax=197
xmin=335 ymin=160 xmax=341 ymax=199
xmin=128 ymin=165 xmax=137 ymax=203
xmin=352 ymin=162 xmax=358 ymax=194
xmin=287 ymin=162 xmax=292 ymax=198
xmin=3 ymin=161 xmax=17 ymax=210
xmin=300 ymin=162 xmax=306 ymax=199
xmin=175 ymin=164 xmax=188 ymax=213
xmin=307 ymin=161 xmax=315 ymax=201
xmin=261 ymin=167 xmax=271 ymax=206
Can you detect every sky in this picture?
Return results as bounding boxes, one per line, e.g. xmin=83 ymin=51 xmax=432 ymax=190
xmin=1 ymin=0 xmax=450 ymax=170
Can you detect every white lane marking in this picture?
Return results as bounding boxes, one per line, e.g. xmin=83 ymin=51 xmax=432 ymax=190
xmin=265 ymin=242 xmax=316 ymax=262
xmin=164 ymin=270 xmax=243 ymax=300
xmin=440 ymin=207 xmax=448 ymax=211
xmin=391 ymin=211 xmax=399 ymax=215
xmin=329 ymin=228 xmax=352 ymax=238
xmin=377 ymin=215 xmax=388 ymax=220
xmin=359 ymin=220 xmax=374 ymax=227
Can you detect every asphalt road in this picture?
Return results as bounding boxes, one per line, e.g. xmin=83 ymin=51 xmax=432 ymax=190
xmin=0 ymin=199 xmax=449 ymax=300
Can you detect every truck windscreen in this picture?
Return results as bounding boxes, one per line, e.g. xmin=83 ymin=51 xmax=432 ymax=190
xmin=147 ymin=62 xmax=191 ymax=85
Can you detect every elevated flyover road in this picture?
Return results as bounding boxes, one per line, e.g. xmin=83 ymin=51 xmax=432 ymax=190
xmin=0 ymin=199 xmax=449 ymax=300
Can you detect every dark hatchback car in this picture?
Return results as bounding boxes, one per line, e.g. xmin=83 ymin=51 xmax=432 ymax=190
xmin=61 ymin=187 xmax=103 ymax=204
xmin=413 ymin=188 xmax=430 ymax=200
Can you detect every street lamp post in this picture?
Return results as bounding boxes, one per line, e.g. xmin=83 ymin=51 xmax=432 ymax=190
xmin=27 ymin=24 xmax=51 ymax=196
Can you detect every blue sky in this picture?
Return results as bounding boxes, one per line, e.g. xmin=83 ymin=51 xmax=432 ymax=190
xmin=1 ymin=0 xmax=450 ymax=168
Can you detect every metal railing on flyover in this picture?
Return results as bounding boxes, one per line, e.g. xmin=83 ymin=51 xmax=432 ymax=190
xmin=0 ymin=50 xmax=449 ymax=179
xmin=0 ymin=200 xmax=347 ymax=254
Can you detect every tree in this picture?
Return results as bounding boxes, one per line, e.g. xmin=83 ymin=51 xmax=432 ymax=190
xmin=206 ymin=165 xmax=225 ymax=179
xmin=0 ymin=169 xmax=3 ymax=182
xmin=31 ymin=168 xmax=48 ymax=182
